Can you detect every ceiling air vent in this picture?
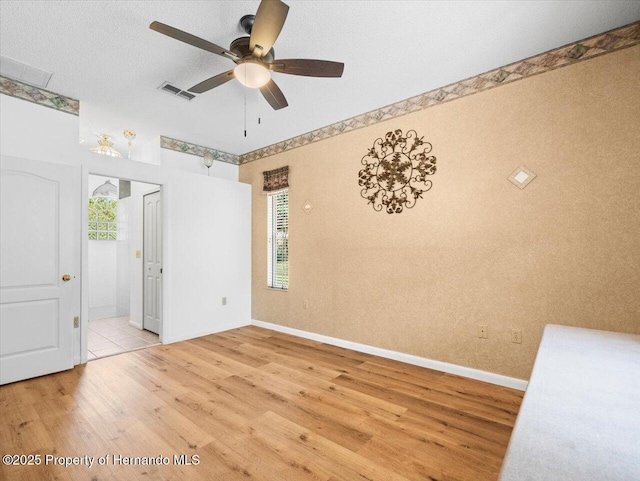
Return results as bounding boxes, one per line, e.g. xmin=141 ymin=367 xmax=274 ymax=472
xmin=158 ymin=81 xmax=196 ymax=101
xmin=177 ymin=90 xmax=195 ymax=101
xmin=0 ymin=56 xmax=53 ymax=88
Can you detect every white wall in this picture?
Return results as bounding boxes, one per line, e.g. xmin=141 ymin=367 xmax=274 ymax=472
xmin=162 ymin=170 xmax=251 ymax=342
xmin=116 ymin=197 xmax=131 ymax=318
xmin=88 ymin=240 xmax=118 ymax=319
xmin=134 ymin=137 xmax=161 ymax=166
xmin=161 ymin=148 xmax=239 ymax=181
xmin=0 ymin=94 xmax=251 ymax=363
xmin=0 ymin=96 xmax=81 ymax=165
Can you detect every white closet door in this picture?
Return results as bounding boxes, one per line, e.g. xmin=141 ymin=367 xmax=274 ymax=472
xmin=143 ymin=191 xmax=161 ymax=335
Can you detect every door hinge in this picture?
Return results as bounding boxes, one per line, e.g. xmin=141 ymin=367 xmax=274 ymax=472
xmin=73 ymin=316 xmax=79 ymax=328
xmin=160 ymin=268 xmax=163 ymax=274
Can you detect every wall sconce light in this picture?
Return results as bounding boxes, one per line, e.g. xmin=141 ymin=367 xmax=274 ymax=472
xmin=508 ymin=165 xmax=537 ymax=189
xmin=203 ymin=150 xmax=214 ymax=176
xmin=302 ymin=200 xmax=313 ymax=214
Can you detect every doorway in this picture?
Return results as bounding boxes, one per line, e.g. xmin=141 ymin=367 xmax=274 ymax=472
xmin=86 ymin=175 xmax=162 ymax=360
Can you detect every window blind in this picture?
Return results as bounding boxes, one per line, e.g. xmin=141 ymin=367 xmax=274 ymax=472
xmin=267 ymin=189 xmax=289 ymax=289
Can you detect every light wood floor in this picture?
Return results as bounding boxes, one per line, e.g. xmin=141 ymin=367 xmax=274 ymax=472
xmin=0 ymin=326 xmax=523 ymax=481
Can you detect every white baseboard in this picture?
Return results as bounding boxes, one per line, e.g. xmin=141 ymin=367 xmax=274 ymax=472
xmin=128 ymin=319 xmax=142 ymax=329
xmin=89 ymin=306 xmax=118 ymax=320
xmin=251 ymin=319 xmax=528 ymax=391
xmin=162 ymin=321 xmax=252 ymax=345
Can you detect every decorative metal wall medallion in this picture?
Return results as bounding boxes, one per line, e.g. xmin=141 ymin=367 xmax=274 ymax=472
xmin=358 ymin=129 xmax=437 ymax=214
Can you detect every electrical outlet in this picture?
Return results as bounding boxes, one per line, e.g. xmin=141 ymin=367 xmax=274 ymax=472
xmin=478 ymin=325 xmax=488 ymax=339
xmin=303 ymin=299 xmax=308 ymax=309
xmin=222 ymin=297 xmax=227 ymax=306
xmin=511 ymin=329 xmax=522 ymax=344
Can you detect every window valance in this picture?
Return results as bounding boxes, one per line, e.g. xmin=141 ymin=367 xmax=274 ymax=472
xmin=263 ymin=166 xmax=289 ymax=193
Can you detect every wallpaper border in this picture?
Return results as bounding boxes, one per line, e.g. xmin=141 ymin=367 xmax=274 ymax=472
xmin=160 ymin=135 xmax=240 ymax=165
xmin=239 ymin=21 xmax=640 ymax=164
xmin=2 ymin=21 xmax=637 ymax=165
xmin=0 ymin=75 xmax=80 ymax=116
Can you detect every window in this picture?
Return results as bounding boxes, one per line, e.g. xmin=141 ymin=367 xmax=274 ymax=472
xmin=267 ymin=190 xmax=289 ymax=289
xmin=88 ymin=197 xmax=117 ymax=240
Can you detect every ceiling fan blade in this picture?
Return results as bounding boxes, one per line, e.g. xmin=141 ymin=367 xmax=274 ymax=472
xmin=270 ymin=59 xmax=344 ymax=77
xmin=250 ymin=0 xmax=289 ymax=58
xmin=260 ymin=79 xmax=288 ymax=110
xmin=188 ymin=70 xmax=235 ymax=94
xmin=150 ymin=21 xmax=239 ymax=61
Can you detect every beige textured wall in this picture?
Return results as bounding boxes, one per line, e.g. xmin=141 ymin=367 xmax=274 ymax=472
xmin=239 ymin=46 xmax=640 ymax=380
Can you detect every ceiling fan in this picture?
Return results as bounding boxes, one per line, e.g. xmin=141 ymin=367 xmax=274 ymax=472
xmin=150 ymin=0 xmax=344 ymax=110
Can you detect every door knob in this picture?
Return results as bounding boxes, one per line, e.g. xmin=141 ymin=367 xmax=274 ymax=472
xmin=62 ymin=274 xmax=71 ymax=282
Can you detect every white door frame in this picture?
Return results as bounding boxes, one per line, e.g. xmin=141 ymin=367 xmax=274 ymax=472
xmin=79 ymin=168 xmax=166 ymax=364
xmin=143 ymin=190 xmax=162 ymax=334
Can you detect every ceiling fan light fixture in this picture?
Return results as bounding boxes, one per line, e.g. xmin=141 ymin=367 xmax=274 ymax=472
xmin=234 ymin=61 xmax=270 ymax=88
xmin=150 ymin=0 xmax=343 ymax=109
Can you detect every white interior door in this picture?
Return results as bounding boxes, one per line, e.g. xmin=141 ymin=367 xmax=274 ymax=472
xmin=143 ymin=191 xmax=161 ymax=335
xmin=0 ymin=156 xmax=80 ymax=385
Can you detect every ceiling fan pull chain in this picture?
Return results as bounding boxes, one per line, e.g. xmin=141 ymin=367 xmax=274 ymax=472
xmin=244 ymin=77 xmax=247 ymax=138
xmin=150 ymin=0 xmax=343 ymax=111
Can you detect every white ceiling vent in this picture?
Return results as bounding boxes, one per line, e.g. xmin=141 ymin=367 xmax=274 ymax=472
xmin=0 ymin=56 xmax=53 ymax=88
xmin=158 ymin=82 xmax=196 ymax=101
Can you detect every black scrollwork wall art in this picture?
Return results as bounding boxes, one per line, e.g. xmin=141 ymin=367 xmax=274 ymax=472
xmin=358 ymin=129 xmax=437 ymax=214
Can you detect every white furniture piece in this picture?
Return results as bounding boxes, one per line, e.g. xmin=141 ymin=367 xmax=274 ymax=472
xmin=499 ymin=324 xmax=640 ymax=481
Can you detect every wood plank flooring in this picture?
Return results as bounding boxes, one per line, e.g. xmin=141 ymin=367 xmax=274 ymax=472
xmin=0 ymin=326 xmax=523 ymax=481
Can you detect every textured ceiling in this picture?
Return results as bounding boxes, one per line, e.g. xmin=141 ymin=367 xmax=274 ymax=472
xmin=1 ymin=1 xmax=639 ymax=157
